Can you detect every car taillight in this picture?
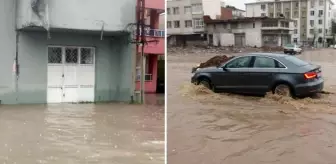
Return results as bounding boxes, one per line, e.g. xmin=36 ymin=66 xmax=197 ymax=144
xmin=304 ymin=72 xmax=317 ymax=79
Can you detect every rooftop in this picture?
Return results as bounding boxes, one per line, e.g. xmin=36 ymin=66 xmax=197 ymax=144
xmin=203 ymin=16 xmax=293 ymax=24
xmin=245 ymin=0 xmax=334 ymax=5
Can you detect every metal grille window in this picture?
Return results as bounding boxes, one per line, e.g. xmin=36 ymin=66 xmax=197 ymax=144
xmin=173 ymin=7 xmax=179 ymax=14
xmin=192 ymin=3 xmax=202 ymax=13
xmin=65 ymin=48 xmax=78 ymax=64
xmin=48 ymin=47 xmax=62 ymax=64
xmin=184 ymin=6 xmax=191 ymax=14
xmin=193 ymin=18 xmax=204 ymax=29
xmin=80 ymin=48 xmax=94 ymax=64
xmin=174 ymin=21 xmax=180 ymax=28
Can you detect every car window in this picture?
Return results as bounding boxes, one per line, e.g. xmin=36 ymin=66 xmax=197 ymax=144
xmin=225 ymin=56 xmax=252 ymax=68
xmin=253 ymin=57 xmax=276 ymax=68
xmin=285 ymin=56 xmax=309 ymax=66
xmin=285 ymin=44 xmax=294 ymax=48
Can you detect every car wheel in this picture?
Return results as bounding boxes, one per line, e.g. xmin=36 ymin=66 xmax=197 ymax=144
xmin=273 ymin=84 xmax=292 ymax=97
xmin=199 ymin=78 xmax=212 ymax=89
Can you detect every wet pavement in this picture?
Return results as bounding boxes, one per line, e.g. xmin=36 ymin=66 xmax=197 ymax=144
xmin=168 ymin=48 xmax=336 ymax=164
xmin=0 ymin=95 xmax=164 ymax=164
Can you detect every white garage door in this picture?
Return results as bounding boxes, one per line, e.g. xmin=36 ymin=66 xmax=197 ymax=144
xmin=47 ymin=46 xmax=95 ymax=103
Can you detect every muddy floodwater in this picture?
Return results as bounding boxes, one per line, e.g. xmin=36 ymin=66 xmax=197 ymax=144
xmin=0 ymin=95 xmax=164 ymax=164
xmin=168 ymin=48 xmax=336 ymax=164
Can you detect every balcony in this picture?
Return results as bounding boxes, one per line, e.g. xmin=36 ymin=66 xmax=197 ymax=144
xmin=136 ymin=29 xmax=165 ymax=54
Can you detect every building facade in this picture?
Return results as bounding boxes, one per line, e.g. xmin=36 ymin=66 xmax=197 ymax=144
xmin=205 ymin=16 xmax=293 ymax=47
xmin=0 ymin=0 xmax=137 ymax=104
xmin=246 ymin=0 xmax=334 ymax=46
xmin=135 ymin=0 xmax=165 ymax=94
xmin=166 ymin=0 xmax=222 ymax=45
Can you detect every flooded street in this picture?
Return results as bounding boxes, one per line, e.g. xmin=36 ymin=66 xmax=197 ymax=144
xmin=167 ymin=48 xmax=336 ymax=163
xmin=0 ymin=96 xmax=164 ymax=164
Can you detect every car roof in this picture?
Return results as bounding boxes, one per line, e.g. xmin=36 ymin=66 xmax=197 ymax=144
xmin=246 ymin=53 xmax=288 ymax=58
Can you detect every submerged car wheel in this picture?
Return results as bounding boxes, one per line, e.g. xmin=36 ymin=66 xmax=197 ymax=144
xmin=273 ymin=84 xmax=292 ymax=97
xmin=199 ymin=78 xmax=211 ymax=89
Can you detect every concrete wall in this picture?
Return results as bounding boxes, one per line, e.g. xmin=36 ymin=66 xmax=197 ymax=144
xmin=0 ymin=0 xmax=17 ymax=104
xmin=246 ymin=3 xmax=268 ymax=17
xmin=207 ymin=21 xmax=262 ymax=47
xmin=16 ymin=0 xmax=136 ymax=32
xmin=15 ymin=31 xmax=133 ymax=104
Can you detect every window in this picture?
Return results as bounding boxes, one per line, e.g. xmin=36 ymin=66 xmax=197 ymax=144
xmin=261 ymin=13 xmax=266 ymax=17
xmin=310 ymin=20 xmax=314 ymax=26
xmin=225 ymin=56 xmax=252 ymax=68
xmin=294 ymin=20 xmax=297 ymax=27
xmin=310 ymin=11 xmax=314 ymax=16
xmin=319 ymin=19 xmax=323 ymax=24
xmin=302 ymin=11 xmax=306 ymax=17
xmin=285 ymin=12 xmax=290 ymax=18
xmin=173 ymin=7 xmax=179 ymax=14
xmin=276 ymin=3 xmax=281 ymax=8
xmin=48 ymin=47 xmax=62 ymax=64
xmin=293 ymin=38 xmax=298 ymax=43
xmin=294 ymin=29 xmax=298 ymax=34
xmin=80 ymin=48 xmax=94 ymax=64
xmin=311 ymin=0 xmax=315 ymax=8
xmin=319 ymin=10 xmax=323 ymax=16
xmin=65 ymin=48 xmax=78 ymax=64
xmin=270 ymin=13 xmax=274 ymax=17
xmin=185 ymin=20 xmax=192 ymax=27
xmin=174 ymin=21 xmax=180 ymax=28
xmin=326 ymin=29 xmax=328 ymax=34
xmin=261 ymin=4 xmax=266 ymax=10
xmin=253 ymin=23 xmax=255 ymax=28
xmin=295 ymin=2 xmax=299 ymax=7
xmin=167 ymin=8 xmax=171 ymax=14
xmin=193 ymin=18 xmax=204 ymax=28
xmin=319 ymin=0 xmax=323 ymax=6
xmin=167 ymin=21 xmax=172 ymax=28
xmin=294 ymin=11 xmax=298 ymax=17
xmin=285 ymin=56 xmax=309 ymax=66
xmin=319 ymin=28 xmax=322 ymax=33
xmin=192 ymin=3 xmax=202 ymax=13
xmin=184 ymin=6 xmax=191 ymax=14
xmin=310 ymin=29 xmax=314 ymax=34
xmin=253 ymin=57 xmax=277 ymax=68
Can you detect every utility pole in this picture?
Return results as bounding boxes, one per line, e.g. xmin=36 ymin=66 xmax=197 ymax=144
xmin=136 ymin=0 xmax=146 ymax=104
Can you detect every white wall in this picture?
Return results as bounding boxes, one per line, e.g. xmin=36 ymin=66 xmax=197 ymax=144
xmin=202 ymin=0 xmax=221 ymax=19
xmin=246 ymin=3 xmax=268 ymax=17
xmin=17 ymin=0 xmax=136 ymax=32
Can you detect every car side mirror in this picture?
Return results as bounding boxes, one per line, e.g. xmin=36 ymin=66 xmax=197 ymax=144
xmin=222 ymin=66 xmax=227 ymax=71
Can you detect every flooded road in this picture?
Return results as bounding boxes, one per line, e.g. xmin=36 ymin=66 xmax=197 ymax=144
xmin=167 ymin=48 xmax=336 ymax=163
xmin=0 ymin=95 xmax=164 ymax=164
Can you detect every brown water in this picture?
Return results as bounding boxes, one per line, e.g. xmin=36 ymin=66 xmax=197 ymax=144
xmin=168 ymin=49 xmax=336 ymax=164
xmin=0 ymin=96 xmax=164 ymax=164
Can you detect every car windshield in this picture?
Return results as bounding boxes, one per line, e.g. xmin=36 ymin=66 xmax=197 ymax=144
xmin=285 ymin=56 xmax=309 ymax=66
xmin=285 ymin=44 xmax=294 ymax=48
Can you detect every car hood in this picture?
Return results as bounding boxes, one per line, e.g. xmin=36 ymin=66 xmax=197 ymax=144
xmin=195 ymin=66 xmax=220 ymax=73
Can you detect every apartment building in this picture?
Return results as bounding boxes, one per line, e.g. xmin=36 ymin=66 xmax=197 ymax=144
xmin=166 ymin=0 xmax=222 ymax=45
xmin=0 ymin=0 xmax=138 ymax=104
xmin=135 ymin=0 xmax=165 ymax=94
xmin=246 ymin=0 xmax=334 ymax=46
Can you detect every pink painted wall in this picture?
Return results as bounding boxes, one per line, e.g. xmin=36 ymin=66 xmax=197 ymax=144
xmin=136 ymin=55 xmax=158 ymax=93
xmin=139 ymin=37 xmax=164 ymax=54
xmin=144 ymin=0 xmax=164 ymax=10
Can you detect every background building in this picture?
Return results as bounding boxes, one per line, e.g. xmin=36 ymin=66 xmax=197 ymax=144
xmin=0 ymin=0 xmax=137 ymax=104
xmin=246 ymin=0 xmax=334 ymax=47
xmin=205 ymin=16 xmax=293 ymax=47
xmin=166 ymin=0 xmax=222 ymax=46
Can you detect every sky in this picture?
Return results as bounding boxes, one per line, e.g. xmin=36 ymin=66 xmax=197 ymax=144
xmin=224 ymin=0 xmax=255 ymax=10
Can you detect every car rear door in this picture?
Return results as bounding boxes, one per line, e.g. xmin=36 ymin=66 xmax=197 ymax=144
xmin=248 ymin=56 xmax=283 ymax=94
xmin=213 ymin=56 xmax=253 ymax=93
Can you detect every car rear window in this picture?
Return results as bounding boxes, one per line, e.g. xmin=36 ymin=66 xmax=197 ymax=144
xmin=285 ymin=56 xmax=309 ymax=66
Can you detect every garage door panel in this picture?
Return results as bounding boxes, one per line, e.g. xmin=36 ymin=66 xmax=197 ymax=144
xmin=78 ymin=88 xmax=94 ymax=102
xmin=47 ymin=88 xmax=63 ymax=103
xmin=63 ymin=88 xmax=78 ymax=103
xmin=47 ymin=66 xmax=63 ymax=86
xmin=63 ymin=66 xmax=77 ymax=85
xmin=77 ymin=66 xmax=95 ymax=85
